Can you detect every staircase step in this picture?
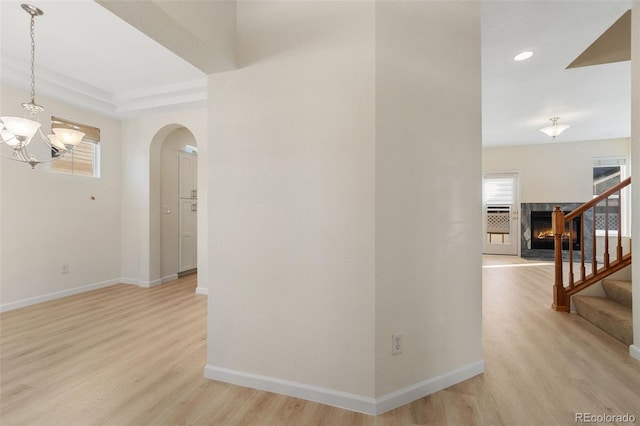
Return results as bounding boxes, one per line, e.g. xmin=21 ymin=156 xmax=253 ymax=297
xmin=602 ymin=279 xmax=632 ymax=309
xmin=573 ymin=295 xmax=632 ymax=345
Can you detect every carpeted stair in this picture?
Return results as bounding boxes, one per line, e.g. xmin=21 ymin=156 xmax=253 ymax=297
xmin=573 ymin=279 xmax=633 ymax=345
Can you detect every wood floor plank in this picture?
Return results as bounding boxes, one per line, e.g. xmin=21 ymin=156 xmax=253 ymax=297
xmin=1 ymin=259 xmax=639 ymax=425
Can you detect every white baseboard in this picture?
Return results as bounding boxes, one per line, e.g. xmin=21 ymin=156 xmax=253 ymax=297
xmin=204 ymin=359 xmax=484 ymax=415
xmin=375 ymin=359 xmax=485 ymax=414
xmin=630 ymin=345 xmax=640 ymax=362
xmin=121 ymin=277 xmax=163 ymax=288
xmin=0 ymin=278 xmax=120 ymax=312
xmin=162 ymin=274 xmax=179 ymax=283
xmin=195 ymin=287 xmax=208 ymax=295
xmin=121 ymin=276 xmax=176 ymax=287
xmin=138 ymin=278 xmax=163 ymax=288
xmin=204 ymin=365 xmax=376 ymax=414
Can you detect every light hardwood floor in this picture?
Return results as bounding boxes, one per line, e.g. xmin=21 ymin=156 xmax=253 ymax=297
xmin=1 ymin=257 xmax=639 ymax=425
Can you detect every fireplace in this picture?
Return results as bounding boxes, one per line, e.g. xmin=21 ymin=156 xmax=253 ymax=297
xmin=521 ymin=202 xmax=592 ymax=260
xmin=530 ymin=211 xmax=581 ymax=251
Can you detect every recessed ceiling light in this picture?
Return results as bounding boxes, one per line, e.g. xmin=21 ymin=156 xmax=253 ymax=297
xmin=514 ymin=51 xmax=534 ymax=61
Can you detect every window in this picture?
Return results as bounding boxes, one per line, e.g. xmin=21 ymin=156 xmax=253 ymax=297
xmin=50 ymin=116 xmax=101 ymax=177
xmin=593 ymin=157 xmax=629 ymax=235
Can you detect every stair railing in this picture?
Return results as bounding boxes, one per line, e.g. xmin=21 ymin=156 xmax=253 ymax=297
xmin=552 ymin=176 xmax=631 ymax=312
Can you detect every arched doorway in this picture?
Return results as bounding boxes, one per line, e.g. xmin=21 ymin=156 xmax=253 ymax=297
xmin=149 ymin=125 xmax=199 ymax=284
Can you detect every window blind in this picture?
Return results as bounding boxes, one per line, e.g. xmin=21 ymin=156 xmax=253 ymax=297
xmin=50 ymin=116 xmax=100 ymax=176
xmin=483 ymin=177 xmax=515 ymax=205
xmin=53 ymin=142 xmax=95 ymax=176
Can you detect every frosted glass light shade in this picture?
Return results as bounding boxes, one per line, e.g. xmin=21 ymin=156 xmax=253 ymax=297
xmin=47 ymin=134 xmax=68 ymax=151
xmin=52 ymin=127 xmax=84 ymax=146
xmin=2 ymin=129 xmax=19 ymax=147
xmin=539 ymin=124 xmax=570 ymax=138
xmin=0 ymin=116 xmax=41 ymax=145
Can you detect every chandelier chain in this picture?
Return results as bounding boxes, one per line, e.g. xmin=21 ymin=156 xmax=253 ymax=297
xmin=29 ymin=13 xmax=36 ymax=104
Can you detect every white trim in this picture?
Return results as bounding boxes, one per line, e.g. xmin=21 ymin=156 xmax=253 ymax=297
xmin=195 ymin=287 xmax=208 ymax=295
xmin=2 ymin=54 xmax=207 ymax=120
xmin=374 ymin=360 xmax=485 ymax=415
xmin=204 ymin=359 xmax=484 ymax=415
xmin=630 ymin=345 xmax=640 ymax=362
xmin=0 ymin=278 xmax=121 ymax=312
xmin=120 ymin=277 xmax=164 ymax=288
xmin=162 ymin=274 xmax=179 ymax=283
xmin=204 ymin=365 xmax=376 ymax=414
xmin=137 ymin=278 xmax=163 ymax=288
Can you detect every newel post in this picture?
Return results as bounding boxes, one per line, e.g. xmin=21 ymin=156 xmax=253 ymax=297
xmin=551 ymin=206 xmax=569 ymax=311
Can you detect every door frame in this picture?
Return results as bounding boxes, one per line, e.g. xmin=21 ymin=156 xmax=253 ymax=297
xmin=483 ymin=172 xmax=520 ymax=256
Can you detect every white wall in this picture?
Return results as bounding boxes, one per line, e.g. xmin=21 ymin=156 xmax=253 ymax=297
xmin=483 ymin=138 xmax=630 ymax=203
xmin=160 ymin=128 xmax=198 ymax=280
xmin=0 ymin=85 xmax=121 ymax=310
xmin=207 ymin=0 xmax=377 ymax=400
xmin=374 ymin=1 xmax=483 ymax=398
xmin=630 ymin=0 xmax=639 ymax=361
xmin=119 ymin=108 xmax=207 ymax=291
xmin=205 ymin=1 xmax=483 ymax=414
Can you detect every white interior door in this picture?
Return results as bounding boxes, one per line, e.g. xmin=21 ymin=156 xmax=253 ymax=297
xmin=179 ymin=199 xmax=197 ymax=272
xmin=483 ymin=173 xmax=519 ymax=255
xmin=178 ymin=153 xmax=197 ymax=273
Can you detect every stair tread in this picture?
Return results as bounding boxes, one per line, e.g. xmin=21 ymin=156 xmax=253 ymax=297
xmin=573 ymin=296 xmax=632 ymax=345
xmin=602 ymin=279 xmax=632 ymax=289
xmin=601 ymin=279 xmax=632 ymax=309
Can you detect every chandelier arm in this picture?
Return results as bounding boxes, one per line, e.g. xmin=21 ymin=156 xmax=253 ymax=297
xmin=0 ymin=149 xmax=53 ymax=165
xmin=38 ymin=126 xmax=53 ymax=149
xmin=10 ymin=149 xmax=28 ymax=163
xmin=17 ymin=146 xmax=31 ymax=162
xmin=0 ymin=151 xmax=30 ymax=162
xmin=21 ymin=135 xmax=53 ymax=164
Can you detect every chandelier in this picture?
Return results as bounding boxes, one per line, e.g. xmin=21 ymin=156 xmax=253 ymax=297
xmin=539 ymin=116 xmax=570 ymax=140
xmin=0 ymin=4 xmax=85 ymax=169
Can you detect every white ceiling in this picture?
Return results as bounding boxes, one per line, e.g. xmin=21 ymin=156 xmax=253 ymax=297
xmin=0 ymin=0 xmax=635 ymax=146
xmin=482 ymin=0 xmax=633 ymax=147
xmin=0 ymin=0 xmax=207 ymax=118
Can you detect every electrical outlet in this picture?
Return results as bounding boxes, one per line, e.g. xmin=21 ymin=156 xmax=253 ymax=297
xmin=392 ymin=333 xmax=403 ymax=355
xmin=61 ymin=264 xmax=69 ymax=274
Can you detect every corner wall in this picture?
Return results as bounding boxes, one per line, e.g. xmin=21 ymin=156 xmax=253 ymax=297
xmin=206 ymin=0 xmax=377 ymax=403
xmin=630 ymin=0 xmax=640 ymax=362
xmin=374 ymin=0 xmax=483 ymax=401
xmin=205 ymin=0 xmax=483 ymax=414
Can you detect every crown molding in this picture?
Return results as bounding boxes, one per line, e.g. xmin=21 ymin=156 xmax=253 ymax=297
xmin=1 ymin=54 xmax=207 ymax=120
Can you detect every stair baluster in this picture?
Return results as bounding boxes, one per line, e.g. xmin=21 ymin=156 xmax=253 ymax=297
xmin=552 ymin=177 xmax=631 ymax=312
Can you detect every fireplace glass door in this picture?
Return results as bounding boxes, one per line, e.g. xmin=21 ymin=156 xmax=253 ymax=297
xmin=483 ymin=173 xmax=519 ymax=255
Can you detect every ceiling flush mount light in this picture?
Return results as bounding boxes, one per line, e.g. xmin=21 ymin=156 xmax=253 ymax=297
xmin=539 ymin=116 xmax=570 ymax=139
xmin=514 ymin=51 xmax=534 ymax=61
xmin=0 ymin=4 xmax=84 ymax=169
